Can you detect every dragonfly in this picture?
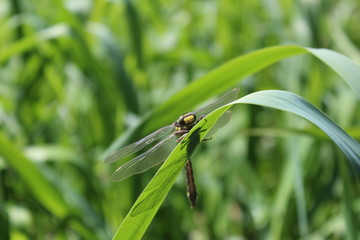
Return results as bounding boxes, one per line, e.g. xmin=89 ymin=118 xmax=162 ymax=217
xmin=105 ymin=88 xmax=239 ymax=208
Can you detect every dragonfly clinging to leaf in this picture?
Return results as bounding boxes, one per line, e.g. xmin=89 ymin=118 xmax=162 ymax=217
xmin=105 ymin=88 xmax=239 ymax=207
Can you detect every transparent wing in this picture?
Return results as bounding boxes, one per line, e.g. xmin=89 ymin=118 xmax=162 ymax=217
xmin=204 ymin=110 xmax=232 ymax=139
xmin=104 ymin=125 xmax=174 ymax=164
xmin=111 ymin=134 xmax=178 ymax=181
xmin=194 ymin=88 xmax=239 ymax=117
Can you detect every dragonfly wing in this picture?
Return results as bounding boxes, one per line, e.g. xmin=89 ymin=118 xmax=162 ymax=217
xmin=111 ymin=134 xmax=178 ymax=181
xmin=104 ymin=124 xmax=174 ymax=164
xmin=204 ymin=110 xmax=232 ymax=139
xmin=194 ymin=88 xmax=239 ymax=117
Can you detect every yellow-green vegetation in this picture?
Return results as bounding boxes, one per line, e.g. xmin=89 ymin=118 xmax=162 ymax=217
xmin=1 ymin=0 xmax=360 ymax=239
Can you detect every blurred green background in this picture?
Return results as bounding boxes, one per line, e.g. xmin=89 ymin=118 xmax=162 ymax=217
xmin=1 ymin=0 xmax=360 ymax=239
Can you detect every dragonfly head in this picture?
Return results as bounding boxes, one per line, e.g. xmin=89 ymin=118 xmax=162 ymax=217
xmin=174 ymin=112 xmax=197 ymax=131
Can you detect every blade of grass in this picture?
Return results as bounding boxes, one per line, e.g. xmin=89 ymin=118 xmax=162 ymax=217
xmin=0 ymin=133 xmax=100 ymax=238
xmin=338 ymin=150 xmax=357 ymax=240
xmin=145 ymin=46 xmax=360 ymax=131
xmin=114 ymin=90 xmax=360 ymax=240
xmin=307 ymin=48 xmax=360 ymax=98
xmin=0 ymin=133 xmax=71 ymax=218
xmin=292 ymin=138 xmax=309 ymax=238
xmin=112 ymin=106 xmax=231 ymax=240
xmin=145 ymin=45 xmax=308 ymax=131
xmin=0 ymin=24 xmax=70 ymax=64
xmin=108 ymin=46 xmax=360 ymax=155
xmin=236 ymin=90 xmax=360 ymax=174
xmin=269 ymin=137 xmax=309 ymax=239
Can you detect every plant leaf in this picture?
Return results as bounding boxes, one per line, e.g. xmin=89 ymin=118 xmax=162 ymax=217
xmin=108 ymin=45 xmax=360 ymax=156
xmin=0 ymin=133 xmax=71 ymax=218
xmin=113 ymin=90 xmax=360 ymax=240
xmin=144 ymin=46 xmax=360 ymax=132
xmin=112 ymin=106 xmax=231 ymax=240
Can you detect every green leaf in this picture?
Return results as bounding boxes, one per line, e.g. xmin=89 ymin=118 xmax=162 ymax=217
xmin=113 ymin=105 xmax=231 ymax=240
xmin=236 ymin=91 xmax=360 ymax=172
xmin=306 ymin=48 xmax=360 ymax=97
xmin=145 ymin=45 xmax=308 ymax=131
xmin=108 ymin=45 xmax=360 ymax=155
xmin=144 ymin=46 xmax=360 ymax=132
xmin=110 ymin=46 xmax=360 ymax=239
xmin=0 ymin=133 xmax=71 ymax=218
xmin=0 ymin=24 xmax=70 ymax=64
xmin=114 ymin=90 xmax=360 ymax=240
xmin=0 ymin=134 xmax=99 ymax=238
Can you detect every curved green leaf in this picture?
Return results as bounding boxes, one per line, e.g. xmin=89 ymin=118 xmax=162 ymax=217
xmin=107 ymin=45 xmax=360 ymax=157
xmin=110 ymin=46 xmax=360 ymax=239
xmin=236 ymin=90 xmax=360 ymax=173
xmin=144 ymin=46 xmax=360 ymax=132
xmin=307 ymin=48 xmax=360 ymax=97
xmin=113 ymin=90 xmax=360 ymax=240
xmin=113 ymin=105 xmax=231 ymax=240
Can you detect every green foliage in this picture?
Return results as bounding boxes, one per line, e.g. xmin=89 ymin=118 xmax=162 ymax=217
xmin=1 ymin=0 xmax=360 ymax=239
xmin=115 ymin=48 xmax=360 ymax=239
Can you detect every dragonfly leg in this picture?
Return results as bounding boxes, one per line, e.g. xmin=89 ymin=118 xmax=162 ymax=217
xmin=185 ymin=159 xmax=197 ymax=208
xmin=197 ymin=115 xmax=212 ymax=141
xmin=174 ymin=130 xmax=189 ymax=143
xmin=174 ymin=129 xmax=189 ymax=135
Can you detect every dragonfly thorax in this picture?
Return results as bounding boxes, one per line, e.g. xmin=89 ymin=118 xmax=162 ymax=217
xmin=174 ymin=112 xmax=197 ymax=131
